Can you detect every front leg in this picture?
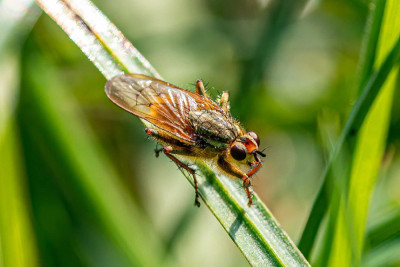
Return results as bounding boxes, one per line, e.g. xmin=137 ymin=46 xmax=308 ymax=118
xmin=217 ymin=154 xmax=255 ymax=206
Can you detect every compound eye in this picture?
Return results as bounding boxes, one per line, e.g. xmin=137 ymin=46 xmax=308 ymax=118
xmin=230 ymin=143 xmax=247 ymax=161
xmin=248 ymin=132 xmax=260 ymax=146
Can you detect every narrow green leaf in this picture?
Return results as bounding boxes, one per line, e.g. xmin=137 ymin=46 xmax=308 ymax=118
xmin=355 ymin=0 xmax=386 ymax=95
xmin=0 ymin=122 xmax=39 ymax=267
xmin=362 ymin=207 xmax=400 ymax=265
xmin=35 ymin=0 xmax=310 ymax=265
xmin=299 ymin=6 xmax=400 ymax=258
xmin=365 ymin=206 xmax=400 ymax=252
xmin=0 ymin=0 xmax=41 ymax=51
xmin=341 ymin=1 xmax=400 ymax=263
xmin=233 ymin=0 xmax=308 ymax=120
xmin=0 ymin=1 xmax=41 ymax=266
xmin=309 ymin=0 xmax=400 ymax=265
xmin=362 ymin=238 xmax=400 ymax=267
xmin=20 ymin=48 xmax=165 ymax=266
xmin=0 ymin=103 xmax=39 ymax=267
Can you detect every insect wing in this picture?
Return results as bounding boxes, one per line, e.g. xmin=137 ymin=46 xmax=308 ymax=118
xmin=105 ymin=74 xmax=220 ymax=143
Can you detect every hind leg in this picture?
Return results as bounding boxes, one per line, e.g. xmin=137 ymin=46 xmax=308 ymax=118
xmin=163 ymin=147 xmax=201 ymax=207
xmin=145 ymin=128 xmax=201 ymax=207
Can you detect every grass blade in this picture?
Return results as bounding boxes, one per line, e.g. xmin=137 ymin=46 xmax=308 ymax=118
xmin=362 ymin=206 xmax=400 ymax=266
xmin=62 ymin=0 xmax=160 ymax=79
xmin=298 ymin=0 xmax=387 ymax=257
xmin=35 ymin=0 xmax=310 ymax=265
xmin=345 ymin=0 xmax=399 ymax=260
xmin=299 ymin=0 xmax=400 ymax=261
xmin=362 ymin=239 xmax=400 ymax=267
xmin=233 ymin=0 xmax=308 ymax=120
xmin=365 ymin=206 xmax=400 ymax=252
xmin=0 ymin=1 xmax=40 ymax=266
xmin=299 ymin=12 xmax=400 ymax=260
xmin=19 ymin=44 xmax=165 ymax=266
xmin=355 ymin=0 xmax=386 ymax=95
xmin=0 ymin=123 xmax=39 ymax=267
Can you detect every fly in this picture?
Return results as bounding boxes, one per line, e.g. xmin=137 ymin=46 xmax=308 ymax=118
xmin=105 ymin=74 xmax=265 ymax=207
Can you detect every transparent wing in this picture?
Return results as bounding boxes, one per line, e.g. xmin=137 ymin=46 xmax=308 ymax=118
xmin=105 ymin=74 xmax=223 ymax=143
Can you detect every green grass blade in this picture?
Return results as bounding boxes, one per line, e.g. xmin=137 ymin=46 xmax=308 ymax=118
xmin=35 ymin=0 xmax=123 ymax=79
xmin=362 ymin=239 xmax=400 ymax=267
xmin=0 ymin=0 xmax=41 ymax=51
xmin=197 ymin=164 xmax=309 ymax=266
xmin=19 ymin=47 xmax=165 ymax=266
xmin=0 ymin=1 xmax=40 ymax=266
xmin=365 ymin=206 xmax=400 ymax=252
xmin=0 ymin=84 xmax=39 ymax=267
xmin=35 ymin=0 xmax=310 ymax=265
xmin=303 ymin=0 xmax=400 ymax=265
xmin=298 ymin=0 xmax=386 ymax=253
xmin=61 ymin=0 xmax=161 ymax=79
xmin=362 ymin=206 xmax=400 ymax=266
xmin=355 ymin=0 xmax=386 ymax=95
xmin=299 ymin=7 xmax=400 ymax=258
xmin=233 ymin=0 xmax=308 ymax=121
xmin=0 ymin=123 xmax=39 ymax=267
xmin=344 ymin=0 xmax=400 ymax=260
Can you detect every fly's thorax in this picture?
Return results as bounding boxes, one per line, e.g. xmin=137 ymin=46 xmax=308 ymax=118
xmin=188 ymin=110 xmax=241 ymax=144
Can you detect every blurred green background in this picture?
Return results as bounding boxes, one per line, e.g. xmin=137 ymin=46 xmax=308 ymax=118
xmin=1 ymin=0 xmax=399 ymax=266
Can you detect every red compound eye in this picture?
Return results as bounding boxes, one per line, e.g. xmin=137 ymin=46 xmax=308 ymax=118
xmin=248 ymin=132 xmax=260 ymax=146
xmin=230 ymin=143 xmax=247 ymax=161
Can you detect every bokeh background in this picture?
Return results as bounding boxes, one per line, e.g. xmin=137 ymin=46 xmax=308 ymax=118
xmin=1 ymin=0 xmax=399 ymax=266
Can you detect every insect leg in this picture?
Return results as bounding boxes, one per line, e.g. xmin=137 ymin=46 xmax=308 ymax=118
xmin=246 ymin=161 xmax=262 ymax=177
xmin=154 ymin=147 xmax=163 ymax=158
xmin=145 ymin=127 xmax=201 ymax=206
xmin=163 ymin=146 xmax=201 ymax=207
xmin=145 ymin=127 xmax=193 ymax=147
xmin=195 ymin=79 xmax=209 ymax=98
xmin=217 ymin=154 xmax=254 ymax=207
xmin=146 ymin=128 xmax=163 ymax=157
xmin=217 ymin=91 xmax=230 ymax=113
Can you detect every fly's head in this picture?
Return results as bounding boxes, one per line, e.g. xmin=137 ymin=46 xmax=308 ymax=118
xmin=229 ymin=132 xmax=266 ymax=169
